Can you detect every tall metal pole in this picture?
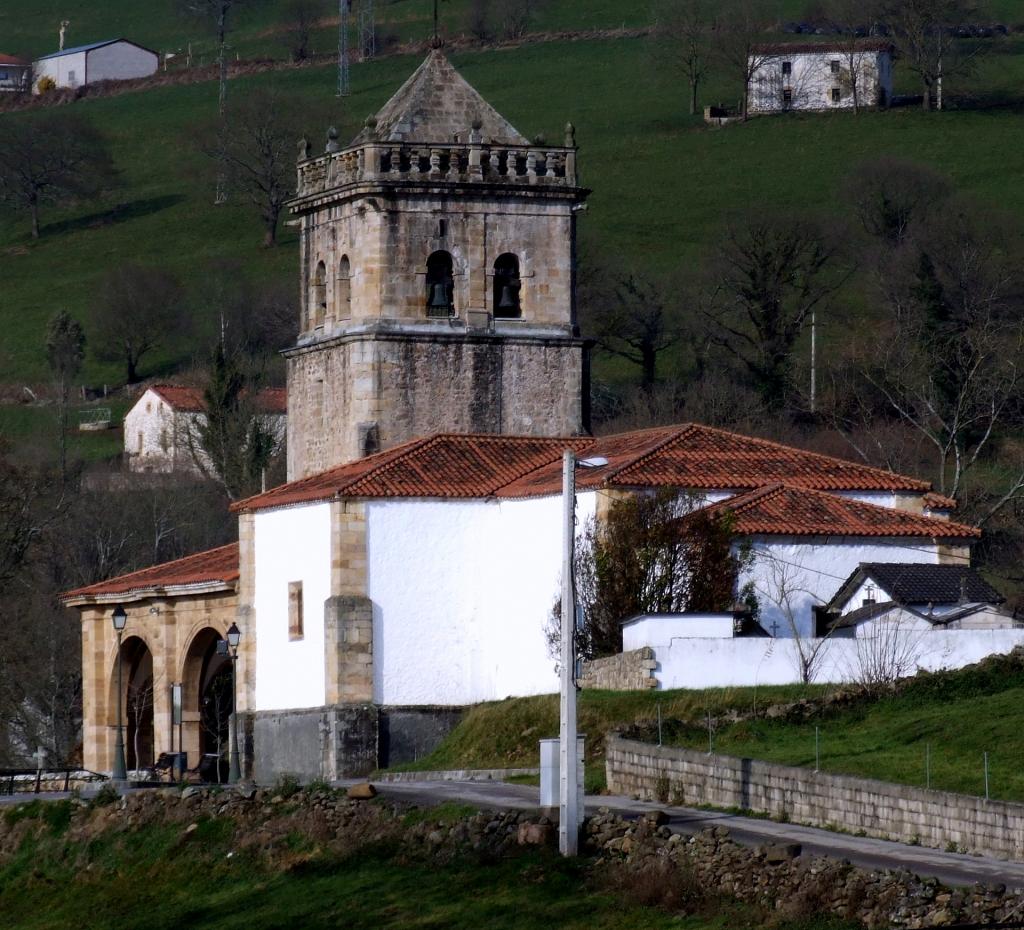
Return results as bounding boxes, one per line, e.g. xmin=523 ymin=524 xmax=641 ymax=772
xmin=228 ymin=649 xmax=241 ymax=783
xmin=559 ymin=449 xmax=579 ymax=856
xmin=809 ymin=310 xmax=817 ymax=414
xmin=337 ymin=0 xmax=350 ymax=97
xmin=112 ymin=630 xmax=127 ymax=781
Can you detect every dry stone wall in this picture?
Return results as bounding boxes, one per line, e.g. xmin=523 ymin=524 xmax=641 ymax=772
xmin=606 ymin=735 xmax=1024 ymax=861
xmin=579 ymin=647 xmax=656 ymax=690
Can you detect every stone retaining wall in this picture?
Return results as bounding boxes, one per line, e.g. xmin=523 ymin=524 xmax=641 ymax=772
xmin=579 ymin=648 xmax=656 ymax=690
xmin=606 ymin=735 xmax=1024 ymax=861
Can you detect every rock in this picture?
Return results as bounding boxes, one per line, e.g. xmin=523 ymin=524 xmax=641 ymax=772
xmin=184 ymin=823 xmax=198 ymax=835
xmin=517 ymin=822 xmax=553 ymax=846
xmin=233 ymin=783 xmax=257 ymax=800
xmin=346 ymin=783 xmax=377 ymax=800
xmin=643 ymin=810 xmax=669 ymax=826
xmin=181 ymin=786 xmax=202 ymax=800
xmin=764 ymin=843 xmax=802 ymax=863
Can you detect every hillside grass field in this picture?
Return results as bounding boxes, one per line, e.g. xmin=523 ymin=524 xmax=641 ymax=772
xmin=2 ymin=15 xmax=1024 ymax=394
xmin=394 ymin=654 xmax=1024 ymax=803
xmin=0 ymin=799 xmax=851 ymax=930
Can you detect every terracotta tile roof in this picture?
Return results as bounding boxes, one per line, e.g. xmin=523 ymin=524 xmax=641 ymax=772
xmin=148 ymin=384 xmax=286 ymax=414
xmin=923 ymin=492 xmax=958 ymax=511
xmin=499 ymin=424 xmax=931 ymax=498
xmin=62 ymin=543 xmax=239 ymax=602
xmin=704 ymin=484 xmax=980 ymax=539
xmin=231 ymin=434 xmax=591 ymax=512
xmin=233 ymin=424 xmax=937 ymax=512
xmin=0 ymin=54 xmax=29 ymax=67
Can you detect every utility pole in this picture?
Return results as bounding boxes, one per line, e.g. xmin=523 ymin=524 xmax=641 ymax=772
xmin=810 ymin=310 xmax=817 ymax=414
xmin=559 ymin=449 xmax=579 ymax=856
xmin=337 ymin=0 xmax=350 ymax=96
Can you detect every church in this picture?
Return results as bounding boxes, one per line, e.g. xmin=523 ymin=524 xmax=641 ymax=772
xmin=63 ymin=48 xmax=988 ymax=782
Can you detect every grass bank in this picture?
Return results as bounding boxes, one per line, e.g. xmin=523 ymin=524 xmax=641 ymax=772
xmin=0 ymin=793 xmax=850 ymax=930
xmin=395 ymin=652 xmax=1024 ymax=803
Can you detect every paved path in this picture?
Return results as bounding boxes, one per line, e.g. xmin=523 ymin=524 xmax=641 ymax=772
xmin=343 ymin=778 xmax=1024 ymax=890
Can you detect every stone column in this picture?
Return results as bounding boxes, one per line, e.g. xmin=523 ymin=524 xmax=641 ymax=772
xmin=324 ymin=596 xmax=374 ymax=704
xmin=236 ymin=513 xmax=257 ymax=713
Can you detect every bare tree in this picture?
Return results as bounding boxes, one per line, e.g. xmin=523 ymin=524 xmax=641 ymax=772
xmin=466 ymin=0 xmax=494 ymax=41
xmin=710 ymin=0 xmax=778 ymax=120
xmin=857 ymin=207 xmax=1024 ymax=521
xmin=841 ymin=156 xmax=952 ymax=247
xmin=703 ymin=212 xmax=847 ymax=412
xmin=755 ymin=555 xmax=833 ymax=683
xmin=495 ymin=0 xmax=547 ymax=39
xmin=882 ymin=0 xmax=984 ymax=110
xmin=45 ymin=311 xmax=86 ymax=483
xmin=582 ymin=271 xmax=686 ymax=394
xmin=0 ymin=113 xmax=117 ymax=239
xmin=847 ymin=609 xmax=928 ymax=692
xmin=827 ymin=0 xmax=886 ymax=113
xmin=283 ymin=0 xmax=324 ymax=61
xmin=88 ymin=263 xmax=188 ymax=384
xmin=651 ymin=0 xmax=712 ymax=116
xmin=201 ymin=89 xmax=301 ymax=247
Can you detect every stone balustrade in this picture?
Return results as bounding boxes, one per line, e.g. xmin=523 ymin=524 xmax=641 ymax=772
xmin=296 ymin=141 xmax=578 ymax=198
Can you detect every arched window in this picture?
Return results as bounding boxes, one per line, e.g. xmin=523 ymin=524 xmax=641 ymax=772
xmin=425 ymin=250 xmax=454 ymax=318
xmin=336 ymin=255 xmax=351 ymax=320
xmin=493 ymin=253 xmax=521 ymax=319
xmin=311 ymin=261 xmax=327 ymax=328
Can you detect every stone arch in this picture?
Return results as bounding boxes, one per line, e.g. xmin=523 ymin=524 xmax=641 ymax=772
xmin=181 ymin=626 xmax=233 ymax=781
xmin=425 ymin=250 xmax=454 ymax=318
xmin=336 ymin=254 xmax=352 ymax=320
xmin=312 ymin=260 xmax=327 ymax=328
xmin=493 ymin=252 xmax=521 ymax=319
xmin=108 ymin=635 xmax=155 ymax=772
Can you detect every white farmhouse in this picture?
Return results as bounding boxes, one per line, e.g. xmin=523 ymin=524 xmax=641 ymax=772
xmin=749 ymin=40 xmax=894 ymax=113
xmin=0 ymin=54 xmax=31 ymax=93
xmin=33 ymin=39 xmax=158 ymax=93
xmin=124 ymin=384 xmax=287 ymax=476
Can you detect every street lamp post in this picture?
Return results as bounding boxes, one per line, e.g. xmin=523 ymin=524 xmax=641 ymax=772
xmin=559 ymin=450 xmax=608 ymax=857
xmin=111 ymin=605 xmax=128 ymax=782
xmin=226 ymin=622 xmax=242 ymax=783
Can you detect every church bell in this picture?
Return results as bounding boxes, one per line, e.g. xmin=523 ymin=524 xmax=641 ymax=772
xmin=497 ymin=283 xmax=519 ymax=311
xmin=428 ymin=282 xmax=450 ymax=309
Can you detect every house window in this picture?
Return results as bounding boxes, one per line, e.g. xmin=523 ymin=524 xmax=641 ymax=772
xmin=493 ymin=253 xmax=521 ymax=319
xmin=146 ymin=402 xmax=152 ymax=413
xmin=782 ymin=88 xmax=793 ymax=106
xmin=159 ymin=429 xmax=168 ymax=453
xmin=425 ymin=250 xmax=454 ymax=318
xmin=831 ymin=87 xmax=841 ymax=103
xmin=781 ymin=61 xmax=792 ymax=76
xmin=830 ymin=59 xmax=840 ymax=74
xmin=437 ymin=218 xmax=448 ymax=238
xmin=336 ymin=255 xmax=351 ymax=319
xmin=288 ymin=581 xmax=304 ymax=640
xmin=311 ymin=261 xmax=327 ymax=327
xmin=136 ymin=431 xmax=143 ymax=454
xmin=0 ymin=71 xmax=8 ymax=81
xmin=67 ymin=69 xmax=77 ymax=86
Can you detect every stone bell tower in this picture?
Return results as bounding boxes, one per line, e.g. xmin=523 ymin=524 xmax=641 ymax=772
xmin=284 ymin=46 xmax=591 ymax=480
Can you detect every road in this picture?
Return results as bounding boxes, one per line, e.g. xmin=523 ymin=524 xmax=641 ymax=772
xmin=347 ymin=778 xmax=1024 ymax=890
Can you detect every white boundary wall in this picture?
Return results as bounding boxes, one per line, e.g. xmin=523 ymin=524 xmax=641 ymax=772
xmin=637 ymin=624 xmax=1024 ymax=689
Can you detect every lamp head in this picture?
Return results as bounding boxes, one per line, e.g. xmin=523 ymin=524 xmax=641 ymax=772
xmin=111 ymin=605 xmax=127 ymax=632
xmin=226 ymin=622 xmax=241 ymax=649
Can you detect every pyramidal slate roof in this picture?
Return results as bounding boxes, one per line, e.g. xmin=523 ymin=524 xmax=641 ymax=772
xmin=352 ymin=48 xmax=529 ymax=146
xmin=854 ymin=563 xmax=1002 ymax=605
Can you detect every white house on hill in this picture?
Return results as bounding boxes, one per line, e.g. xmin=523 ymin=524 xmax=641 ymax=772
xmin=33 ymin=39 xmax=157 ymax=92
xmin=749 ymin=40 xmax=894 ymax=112
xmin=124 ymin=384 xmax=287 ymax=476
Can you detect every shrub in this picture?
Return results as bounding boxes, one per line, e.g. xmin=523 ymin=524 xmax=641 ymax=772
xmin=273 ymin=773 xmax=301 ymax=799
xmin=91 ymin=782 xmax=121 ymax=807
xmin=36 ymin=76 xmax=57 ymax=94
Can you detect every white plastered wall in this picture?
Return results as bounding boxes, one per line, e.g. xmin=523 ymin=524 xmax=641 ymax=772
xmin=740 ymin=537 xmax=942 ymax=638
xmin=749 ymin=50 xmax=891 ymax=112
xmin=33 ymin=50 xmax=86 ymax=90
xmin=366 ymin=492 xmax=597 ymax=705
xmin=86 ymin=43 xmax=158 ymax=83
xmin=253 ymin=502 xmax=331 ymax=710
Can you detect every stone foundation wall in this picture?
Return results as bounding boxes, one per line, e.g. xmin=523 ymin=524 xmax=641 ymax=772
xmin=606 ymin=735 xmax=1024 ymax=861
xmin=579 ymin=648 xmax=656 ymax=690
